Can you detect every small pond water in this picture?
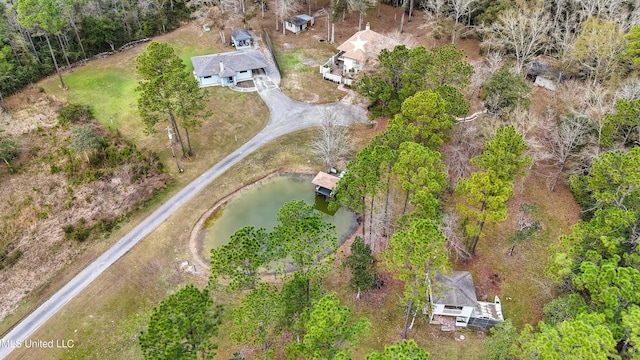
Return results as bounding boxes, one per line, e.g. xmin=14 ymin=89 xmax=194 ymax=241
xmin=202 ymin=174 xmax=357 ymax=256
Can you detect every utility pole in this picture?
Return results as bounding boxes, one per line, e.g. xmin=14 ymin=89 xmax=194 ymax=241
xmin=167 ymin=127 xmax=183 ymax=173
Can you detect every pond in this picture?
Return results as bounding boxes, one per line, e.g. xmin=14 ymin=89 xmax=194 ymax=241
xmin=201 ymin=174 xmax=357 ymax=256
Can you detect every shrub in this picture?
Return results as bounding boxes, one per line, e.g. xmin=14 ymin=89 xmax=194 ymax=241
xmin=29 ymin=146 xmax=41 ymax=157
xmin=58 ymin=103 xmax=94 ymax=126
xmin=62 ymin=218 xmax=91 ymax=242
xmin=0 ymin=138 xmax=19 ymax=165
xmin=483 ymin=67 xmax=531 ymax=115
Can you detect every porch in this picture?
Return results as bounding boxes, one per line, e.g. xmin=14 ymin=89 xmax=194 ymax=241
xmin=319 ymin=53 xmax=354 ymax=86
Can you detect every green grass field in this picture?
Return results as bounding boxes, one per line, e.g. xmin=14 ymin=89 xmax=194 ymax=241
xmin=45 ymin=67 xmax=139 ymax=134
xmin=40 ymin=26 xmax=221 ymax=139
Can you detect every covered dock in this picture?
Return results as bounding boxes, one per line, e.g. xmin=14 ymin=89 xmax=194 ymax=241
xmin=312 ymin=171 xmax=341 ymax=198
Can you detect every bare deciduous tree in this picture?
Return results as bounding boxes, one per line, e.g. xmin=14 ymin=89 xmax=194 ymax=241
xmin=422 ymin=0 xmax=445 ymax=18
xmin=551 ymin=80 xmax=615 ymax=155
xmin=508 ymin=107 xmax=537 ymax=145
xmin=544 ymin=0 xmax=580 ymax=57
xmin=440 ymin=211 xmax=470 ymax=261
xmin=442 ymin=120 xmax=481 ymax=186
xmin=536 ymin=111 xmax=596 ymax=191
xmin=468 ymin=52 xmax=504 ymax=100
xmin=481 ymin=7 xmax=551 ymax=73
xmin=275 ymin=0 xmax=301 ymax=33
xmin=576 ymin=0 xmax=625 ymax=22
xmin=449 ymin=0 xmax=476 ymax=43
xmin=615 ymin=79 xmax=640 ymax=101
xmin=309 ymin=109 xmax=353 ymax=169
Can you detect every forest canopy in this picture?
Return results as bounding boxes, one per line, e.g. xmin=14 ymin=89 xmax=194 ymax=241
xmin=0 ymin=0 xmax=190 ymax=98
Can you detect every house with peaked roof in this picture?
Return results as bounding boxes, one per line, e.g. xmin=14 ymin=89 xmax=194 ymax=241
xmin=320 ymin=23 xmax=398 ymax=85
xmin=285 ymin=14 xmax=315 ymax=34
xmin=191 ymin=50 xmax=268 ymax=87
xmin=231 ymin=29 xmax=253 ymax=50
xmin=429 ymin=271 xmax=504 ymax=331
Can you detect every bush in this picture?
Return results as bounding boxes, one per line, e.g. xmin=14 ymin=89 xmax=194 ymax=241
xmin=96 ymin=217 xmax=117 ymax=233
xmin=29 ymin=146 xmax=41 ymax=157
xmin=58 ymin=103 xmax=94 ymax=126
xmin=62 ymin=218 xmax=91 ymax=242
xmin=483 ymin=67 xmax=531 ymax=116
xmin=0 ymin=249 xmax=23 ymax=270
xmin=0 ymin=138 xmax=19 ymax=165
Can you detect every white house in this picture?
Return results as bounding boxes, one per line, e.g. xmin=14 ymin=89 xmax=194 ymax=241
xmin=191 ymin=50 xmax=268 ymax=87
xmin=285 ymin=14 xmax=314 ymax=34
xmin=429 ymin=271 xmax=504 ymax=331
xmin=320 ymin=23 xmax=398 ymax=85
xmin=336 ymin=23 xmax=397 ymax=74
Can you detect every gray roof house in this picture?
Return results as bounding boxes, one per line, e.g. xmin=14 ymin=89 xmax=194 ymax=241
xmin=191 ymin=49 xmax=268 ymax=88
xmin=231 ymin=29 xmax=253 ymax=50
xmin=285 ymin=14 xmax=314 ymax=34
xmin=429 ymin=271 xmax=504 ymax=331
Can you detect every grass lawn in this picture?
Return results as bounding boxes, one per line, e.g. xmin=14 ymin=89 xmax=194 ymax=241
xmin=40 ymin=23 xmax=222 ymax=142
xmin=43 ymin=66 xmax=139 ymax=134
xmin=34 ymin=23 xmax=268 ymax=181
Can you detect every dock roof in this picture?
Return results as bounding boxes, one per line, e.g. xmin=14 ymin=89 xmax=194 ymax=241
xmin=312 ymin=171 xmax=340 ymax=190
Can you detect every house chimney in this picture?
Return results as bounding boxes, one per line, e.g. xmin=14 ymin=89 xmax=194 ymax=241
xmin=219 ymin=61 xmax=224 ymax=73
xmin=365 ymin=22 xmax=370 ymax=30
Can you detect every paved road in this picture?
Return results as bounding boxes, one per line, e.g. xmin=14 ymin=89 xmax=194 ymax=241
xmin=0 ymin=69 xmax=366 ymax=359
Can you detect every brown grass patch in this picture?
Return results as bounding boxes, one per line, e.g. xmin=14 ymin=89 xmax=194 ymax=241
xmin=0 ymin=94 xmax=173 ymax=324
xmin=458 ymin=170 xmax=581 ymax=329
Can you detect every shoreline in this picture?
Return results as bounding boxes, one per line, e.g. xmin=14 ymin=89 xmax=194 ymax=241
xmin=188 ymin=171 xmax=316 ymax=272
xmin=187 ymin=171 xmax=360 ymax=273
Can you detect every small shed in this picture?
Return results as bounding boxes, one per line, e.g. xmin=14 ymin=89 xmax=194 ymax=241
xmin=231 ymin=29 xmax=252 ymax=50
xmin=285 ymin=14 xmax=315 ymax=34
xmin=312 ymin=171 xmax=340 ymax=198
xmin=525 ymin=55 xmax=565 ymax=90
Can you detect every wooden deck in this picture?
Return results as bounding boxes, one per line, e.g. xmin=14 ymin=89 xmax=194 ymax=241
xmin=431 ymin=314 xmax=457 ymax=332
